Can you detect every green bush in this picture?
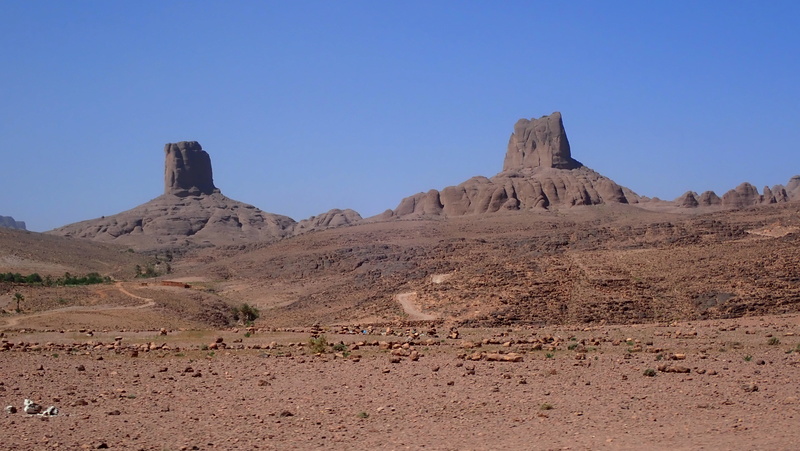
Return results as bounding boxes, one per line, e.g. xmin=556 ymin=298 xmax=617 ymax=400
xmin=239 ymin=303 xmax=260 ymax=323
xmin=308 ymin=335 xmax=328 ymax=354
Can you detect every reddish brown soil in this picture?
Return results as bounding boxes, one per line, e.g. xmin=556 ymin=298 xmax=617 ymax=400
xmin=2 ymin=314 xmax=800 ymax=450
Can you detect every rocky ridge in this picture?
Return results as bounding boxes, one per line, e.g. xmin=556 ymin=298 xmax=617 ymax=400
xmin=0 ymin=216 xmax=26 ymax=230
xmin=675 ymin=176 xmax=800 ymax=209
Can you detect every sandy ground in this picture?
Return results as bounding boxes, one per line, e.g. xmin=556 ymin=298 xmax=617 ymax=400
xmin=2 ymin=314 xmax=800 ymax=450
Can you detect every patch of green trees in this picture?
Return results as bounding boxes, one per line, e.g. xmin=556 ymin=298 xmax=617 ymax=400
xmin=0 ymin=272 xmax=111 ymax=286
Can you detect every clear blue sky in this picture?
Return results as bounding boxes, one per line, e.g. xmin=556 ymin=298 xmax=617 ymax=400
xmin=2 ymin=1 xmax=798 ymax=232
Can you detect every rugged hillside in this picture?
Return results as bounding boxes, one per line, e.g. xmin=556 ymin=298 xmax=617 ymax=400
xmin=175 ymin=201 xmax=800 ymax=327
xmin=0 ymin=227 xmax=148 ymax=277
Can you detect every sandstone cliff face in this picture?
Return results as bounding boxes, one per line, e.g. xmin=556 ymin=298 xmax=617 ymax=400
xmin=384 ymin=112 xmax=637 ymax=218
xmin=164 ymin=141 xmax=219 ymax=197
xmin=676 ymin=177 xmax=799 ymax=209
xmin=0 ymin=216 xmax=26 ymax=230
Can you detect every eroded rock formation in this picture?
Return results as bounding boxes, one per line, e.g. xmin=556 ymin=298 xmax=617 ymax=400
xmin=164 ymin=141 xmax=219 ymax=197
xmin=383 ymin=112 xmax=637 ymax=218
xmin=49 ymin=142 xmax=295 ymax=249
xmin=503 ymin=112 xmax=582 ymax=171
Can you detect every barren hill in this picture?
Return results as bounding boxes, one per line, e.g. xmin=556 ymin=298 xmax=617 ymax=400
xmin=173 ymin=201 xmax=800 ymax=327
xmin=0 ymin=226 xmax=148 ymax=277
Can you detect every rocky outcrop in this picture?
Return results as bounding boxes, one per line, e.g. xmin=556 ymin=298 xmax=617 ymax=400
xmin=0 ymin=216 xmax=26 ymax=230
xmin=49 ymin=141 xmax=295 ymax=249
xmin=164 ymin=141 xmax=219 ymax=197
xmin=675 ymin=192 xmax=699 ymax=208
xmin=786 ymin=176 xmax=800 ymax=199
xmin=678 ymin=176 xmax=800 ymax=209
xmin=503 ymin=112 xmax=582 ymax=171
xmin=383 ymin=113 xmax=637 ymax=218
xmin=722 ymin=183 xmax=761 ymax=208
xmin=294 ymin=209 xmax=362 ymax=235
xmin=698 ymin=191 xmax=722 ymax=207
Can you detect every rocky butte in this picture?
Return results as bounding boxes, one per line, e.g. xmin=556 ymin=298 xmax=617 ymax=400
xmin=381 ymin=112 xmax=639 ymax=218
xmin=48 ymin=142 xmax=295 ymax=249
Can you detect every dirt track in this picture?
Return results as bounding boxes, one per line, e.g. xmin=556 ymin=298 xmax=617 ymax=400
xmin=0 ymin=283 xmax=155 ymax=329
xmin=396 ymin=291 xmax=437 ymax=321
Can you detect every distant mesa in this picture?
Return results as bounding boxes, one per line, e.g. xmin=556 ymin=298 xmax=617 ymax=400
xmin=382 ymin=112 xmax=639 ymax=218
xmin=0 ymin=215 xmax=26 ymax=230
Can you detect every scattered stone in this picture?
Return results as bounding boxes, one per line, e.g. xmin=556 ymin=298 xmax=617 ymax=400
xmin=742 ymin=383 xmax=759 ymax=393
xmin=23 ymin=399 xmax=42 ymax=414
xmin=76 ymin=364 xmax=86 ymax=372
xmin=5 ymin=405 xmax=16 ymax=414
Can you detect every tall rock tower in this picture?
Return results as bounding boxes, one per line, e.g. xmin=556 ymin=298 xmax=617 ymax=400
xmin=502 ymin=112 xmax=582 ymax=171
xmin=164 ymin=141 xmax=220 ymax=197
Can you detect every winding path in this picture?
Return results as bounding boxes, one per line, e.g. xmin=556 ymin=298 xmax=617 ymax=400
xmin=395 ymin=291 xmax=437 ymax=321
xmin=1 ymin=282 xmax=155 ymax=329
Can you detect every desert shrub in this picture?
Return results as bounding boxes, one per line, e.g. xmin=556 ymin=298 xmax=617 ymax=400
xmin=308 ymin=335 xmax=329 ymax=354
xmin=333 ymin=342 xmax=348 ymax=352
xmin=239 ymin=303 xmax=260 ymax=322
xmin=643 ymin=368 xmax=656 ymax=377
xmin=767 ymin=337 xmax=781 ymax=346
xmin=540 ymin=403 xmax=554 ymax=411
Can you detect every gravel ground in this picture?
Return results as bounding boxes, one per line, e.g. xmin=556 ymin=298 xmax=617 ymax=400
xmin=2 ymin=314 xmax=800 ymax=450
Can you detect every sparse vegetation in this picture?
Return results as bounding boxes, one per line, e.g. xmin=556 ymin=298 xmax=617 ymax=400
xmin=540 ymin=403 xmax=554 ymax=411
xmin=744 ymin=355 xmax=753 ymax=362
xmin=643 ymin=368 xmax=657 ymax=377
xmin=308 ymin=335 xmax=329 ymax=354
xmin=1 ymin=271 xmax=109 ymax=286
xmin=767 ymin=337 xmax=781 ymax=346
xmin=134 ymin=264 xmax=159 ymax=278
xmin=14 ymin=292 xmax=24 ymax=312
xmin=357 ymin=411 xmax=369 ymax=419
